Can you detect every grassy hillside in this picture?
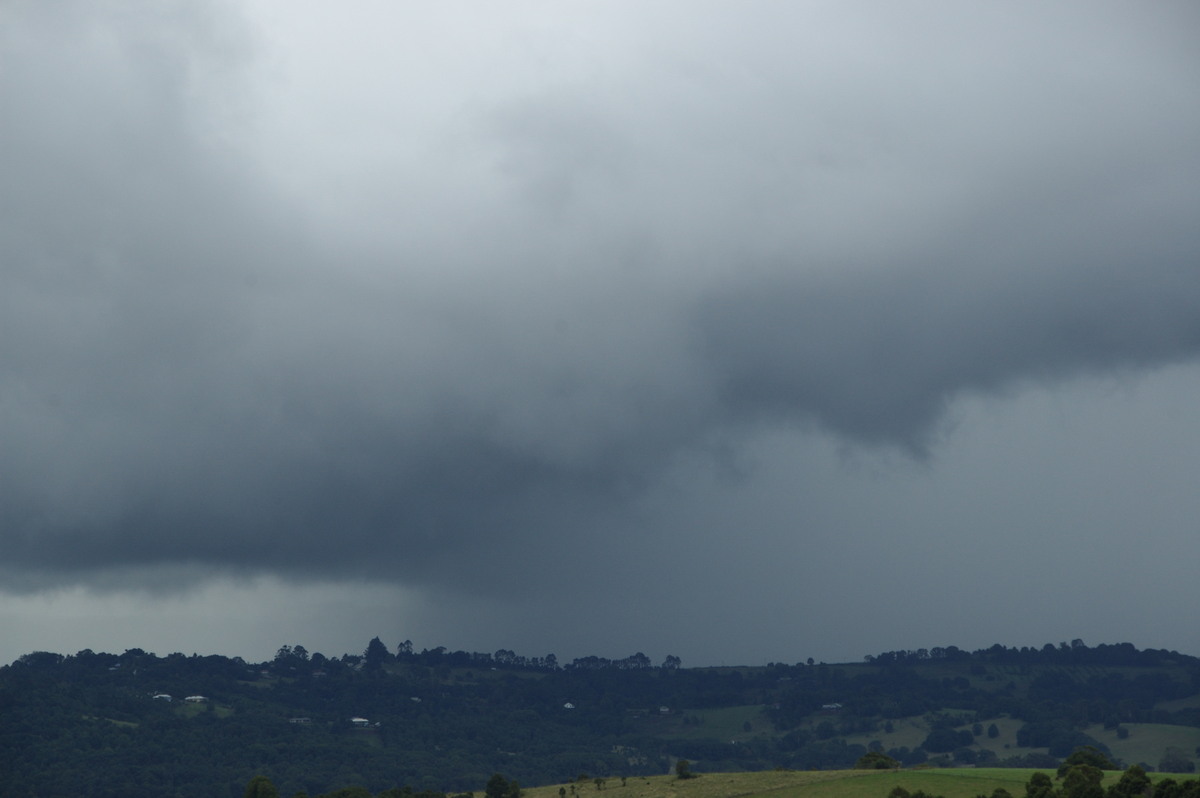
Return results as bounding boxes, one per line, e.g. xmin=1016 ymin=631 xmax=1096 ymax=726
xmin=522 ymin=769 xmax=1183 ymax=798
xmin=835 ymin=714 xmax=1200 ymax=772
xmin=641 ymin=705 xmax=773 ymax=742
xmin=1086 ymin=724 xmax=1200 ymax=769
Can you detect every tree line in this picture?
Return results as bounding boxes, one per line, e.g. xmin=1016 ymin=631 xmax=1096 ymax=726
xmin=3 ymin=638 xmax=1200 ymax=797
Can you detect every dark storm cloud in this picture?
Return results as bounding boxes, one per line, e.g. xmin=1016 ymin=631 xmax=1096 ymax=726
xmin=2 ymin=0 xmax=1199 ymax=605
xmin=700 ymin=251 xmax=1200 ymax=450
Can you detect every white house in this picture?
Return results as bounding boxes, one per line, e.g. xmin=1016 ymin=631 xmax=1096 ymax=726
xmin=350 ymin=717 xmax=371 ymax=727
xmin=185 ymin=695 xmax=208 ymax=703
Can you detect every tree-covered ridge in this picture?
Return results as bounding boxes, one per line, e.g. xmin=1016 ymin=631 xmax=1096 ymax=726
xmin=2 ymin=640 xmax=1199 ymax=798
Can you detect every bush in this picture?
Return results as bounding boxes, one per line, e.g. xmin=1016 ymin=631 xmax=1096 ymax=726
xmin=855 ymin=751 xmax=900 ymax=769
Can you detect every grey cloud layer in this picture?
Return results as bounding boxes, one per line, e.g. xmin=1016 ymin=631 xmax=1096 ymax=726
xmin=3 ymin=2 xmax=1198 ymax=592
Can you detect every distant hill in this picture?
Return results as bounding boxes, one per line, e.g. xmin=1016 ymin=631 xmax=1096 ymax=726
xmin=2 ymin=640 xmax=1198 ymax=798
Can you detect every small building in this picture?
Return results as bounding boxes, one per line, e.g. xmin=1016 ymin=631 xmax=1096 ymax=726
xmin=350 ymin=717 xmax=370 ymax=727
xmin=185 ymin=695 xmax=208 ymax=703
xmin=152 ymin=694 xmax=173 ymax=702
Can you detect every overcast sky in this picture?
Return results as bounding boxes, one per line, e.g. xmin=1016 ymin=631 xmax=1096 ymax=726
xmin=3 ymin=1 xmax=1199 ymax=669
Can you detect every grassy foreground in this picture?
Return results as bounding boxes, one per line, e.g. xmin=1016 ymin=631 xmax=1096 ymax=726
xmin=520 ymin=768 xmax=1162 ymax=798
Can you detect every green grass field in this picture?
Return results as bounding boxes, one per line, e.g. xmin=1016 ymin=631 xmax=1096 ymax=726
xmin=521 ymin=767 xmax=1192 ymax=798
xmin=830 ymin=713 xmax=1039 ymax=762
xmin=1086 ymin=724 xmax=1200 ymax=769
xmin=176 ymin=701 xmax=234 ymax=718
xmin=768 ymin=702 xmax=1198 ymax=774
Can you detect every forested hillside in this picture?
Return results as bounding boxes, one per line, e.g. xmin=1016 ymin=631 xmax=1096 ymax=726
xmin=3 ymin=640 xmax=1199 ymax=798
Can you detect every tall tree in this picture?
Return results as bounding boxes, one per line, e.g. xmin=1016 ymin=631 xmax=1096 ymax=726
xmin=486 ymin=774 xmax=513 ymax=798
xmin=364 ymin=636 xmax=390 ymax=670
xmin=1061 ymin=765 xmax=1106 ymax=798
xmin=1109 ymin=765 xmax=1152 ymax=798
xmin=244 ymin=775 xmax=280 ymax=798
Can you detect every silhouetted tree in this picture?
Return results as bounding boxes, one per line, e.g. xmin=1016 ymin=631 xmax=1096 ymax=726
xmin=486 ymin=774 xmax=520 ymax=798
xmin=1058 ymin=746 xmax=1118 ymax=777
xmin=1061 ymin=765 xmax=1106 ymax=798
xmin=364 ymin=636 xmax=390 ymax=670
xmin=1026 ymin=772 xmax=1056 ymax=798
xmin=244 ymin=775 xmax=280 ymax=798
xmin=1108 ymin=765 xmax=1152 ymax=798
